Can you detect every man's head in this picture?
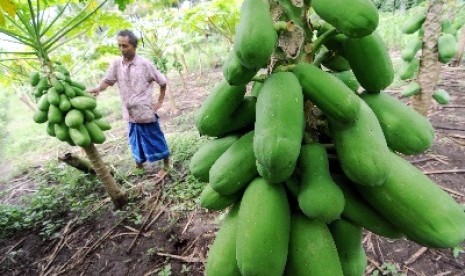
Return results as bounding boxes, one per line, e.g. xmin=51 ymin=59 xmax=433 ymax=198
xmin=117 ymin=30 xmax=138 ymax=60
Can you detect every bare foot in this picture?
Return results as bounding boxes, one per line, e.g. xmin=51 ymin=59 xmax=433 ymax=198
xmin=155 ymin=168 xmax=168 ymax=179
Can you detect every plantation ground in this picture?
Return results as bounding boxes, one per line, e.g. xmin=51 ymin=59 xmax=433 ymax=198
xmin=1 ymin=63 xmax=465 ymax=276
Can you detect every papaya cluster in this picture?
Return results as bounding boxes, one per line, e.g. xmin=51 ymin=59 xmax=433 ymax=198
xmin=399 ymin=7 xmax=464 ymax=104
xmin=190 ymin=1 xmax=465 ymax=275
xmin=30 ymin=63 xmax=111 ymax=147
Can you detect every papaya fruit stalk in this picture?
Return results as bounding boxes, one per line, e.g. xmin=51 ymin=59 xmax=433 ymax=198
xmin=412 ymin=0 xmax=444 ymax=116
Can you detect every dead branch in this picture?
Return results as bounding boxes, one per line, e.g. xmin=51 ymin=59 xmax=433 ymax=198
xmin=58 ymin=153 xmax=96 ymax=175
xmin=404 ymin=247 xmax=428 ymax=265
xmin=181 ymin=211 xmax=197 ymax=235
xmin=410 ymin=157 xmax=436 ymax=164
xmin=433 ymin=125 xmax=465 ymax=131
xmin=439 ymin=186 xmax=465 ymax=198
xmin=156 ymin=252 xmax=202 ymax=263
xmin=424 ymin=169 xmax=465 ymax=175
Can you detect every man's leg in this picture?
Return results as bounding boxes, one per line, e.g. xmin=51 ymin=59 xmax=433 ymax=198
xmin=155 ymin=157 xmax=170 ymax=178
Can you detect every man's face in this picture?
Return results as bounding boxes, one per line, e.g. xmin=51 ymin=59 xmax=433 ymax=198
xmin=117 ymin=35 xmax=136 ymax=59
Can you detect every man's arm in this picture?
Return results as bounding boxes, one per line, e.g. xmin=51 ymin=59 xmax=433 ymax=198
xmin=88 ymin=81 xmax=110 ymax=96
xmin=153 ymin=84 xmax=167 ymax=111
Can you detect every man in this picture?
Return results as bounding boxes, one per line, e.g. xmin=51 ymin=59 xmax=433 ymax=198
xmin=88 ymin=29 xmax=170 ymax=179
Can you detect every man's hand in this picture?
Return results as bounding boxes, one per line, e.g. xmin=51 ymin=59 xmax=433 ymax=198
xmin=152 ymin=101 xmax=163 ymax=112
xmin=89 ymin=90 xmax=100 ymax=96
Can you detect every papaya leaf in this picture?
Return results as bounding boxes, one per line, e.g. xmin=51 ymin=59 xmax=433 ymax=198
xmin=0 ymin=0 xmax=16 ymax=18
xmin=0 ymin=11 xmax=5 ymax=27
xmin=114 ymin=0 xmax=131 ymax=11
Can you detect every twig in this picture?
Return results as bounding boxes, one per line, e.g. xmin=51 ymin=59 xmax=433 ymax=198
xmin=442 ymin=105 xmax=465 ymax=108
xmin=410 ymin=157 xmax=436 ymax=164
xmin=40 ymin=220 xmax=75 ymax=276
xmin=404 ymin=247 xmax=428 ymax=265
xmin=156 ymin=252 xmax=202 ymax=263
xmin=144 ymin=209 xmax=165 ymax=232
xmin=435 ymin=271 xmax=452 ymax=276
xmin=424 ymin=169 xmax=465 ymax=175
xmin=0 ymin=237 xmax=27 ymax=265
xmin=433 ymin=125 xmax=465 ymax=131
xmin=181 ymin=211 xmax=197 ymax=235
xmin=127 ymin=207 xmax=157 ymax=254
xmin=367 ymin=256 xmax=383 ymax=271
xmin=439 ymin=185 xmax=465 ymax=198
xmin=181 ymin=234 xmax=203 ymax=256
xmin=449 ymin=134 xmax=465 ymax=139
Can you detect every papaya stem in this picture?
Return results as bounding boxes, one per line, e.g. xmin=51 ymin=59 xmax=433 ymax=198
xmin=312 ymin=27 xmax=337 ymax=54
xmin=313 ymin=48 xmax=330 ymax=67
xmin=273 ymin=21 xmax=290 ymax=32
xmin=251 ymin=74 xmax=267 ymax=82
xmin=273 ymin=64 xmax=296 ymax=73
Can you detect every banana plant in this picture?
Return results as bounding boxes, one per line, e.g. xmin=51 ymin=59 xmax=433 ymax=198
xmin=0 ymin=0 xmax=128 ymax=209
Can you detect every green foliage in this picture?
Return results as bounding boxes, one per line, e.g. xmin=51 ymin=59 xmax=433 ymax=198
xmin=0 ymin=162 xmax=103 ymax=239
xmin=158 ymin=264 xmax=172 ymax=276
xmin=371 ymin=261 xmax=406 ymax=276
xmin=373 ymin=0 xmax=426 ymax=12
xmin=453 ymin=246 xmax=465 ymax=258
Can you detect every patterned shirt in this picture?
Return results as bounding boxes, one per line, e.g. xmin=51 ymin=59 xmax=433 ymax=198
xmin=103 ymin=55 xmax=168 ymax=122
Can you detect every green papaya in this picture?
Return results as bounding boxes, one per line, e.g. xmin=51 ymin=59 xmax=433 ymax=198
xmin=70 ymin=96 xmax=97 ymax=110
xmin=47 ymin=87 xmax=60 ymax=106
xmin=85 ymin=121 xmax=106 ymax=144
xmin=200 ymin=184 xmax=241 ymax=211
xmin=329 ymin=219 xmax=367 ymax=276
xmin=357 ymin=151 xmax=465 ymax=248
xmin=312 ymin=0 xmax=378 ymax=38
xmin=69 ymin=80 xmax=86 ymax=91
xmin=210 ymin=131 xmax=257 ymax=195
xmin=65 ymin=109 xmax=85 ymax=128
xmin=285 ymin=214 xmax=344 ymax=276
xmin=249 ymin=81 xmax=263 ymax=97
xmin=332 ymin=174 xmax=403 ymax=239
xmin=331 ymin=70 xmax=360 ymax=93
xmin=321 ymin=53 xmax=351 ymax=72
xmin=33 ymin=110 xmax=48 ymax=124
xmin=401 ymin=37 xmax=422 ymax=62
xmin=293 ymin=63 xmax=361 ymax=123
xmin=401 ymin=81 xmax=421 ymax=97
xmin=254 ymin=72 xmax=303 ymax=183
xmin=298 ymin=143 xmax=345 ymax=223
xmin=189 ymin=135 xmax=239 ymax=182
xmin=361 ymin=91 xmax=435 ymax=155
xmin=48 ymin=104 xmax=63 ymax=124
xmin=399 ymin=57 xmax=420 ymax=80
xmin=205 ymin=205 xmax=241 ymax=276
xmin=30 ymin=72 xmax=41 ymax=87
xmin=94 ymin=119 xmax=111 ymax=131
xmin=46 ymin=122 xmax=56 ymax=137
xmin=37 ymin=94 xmax=50 ymax=112
xmin=82 ymin=110 xmax=95 ymax=122
xmin=195 ymin=80 xmax=246 ymax=137
xmin=441 ymin=19 xmax=456 ymax=35
xmin=343 ymin=32 xmax=394 ymax=92
xmin=50 ymin=77 xmax=64 ymax=93
xmin=92 ymin=109 xmax=104 ymax=119
xmin=438 ymin=33 xmax=458 ymax=63
xmin=236 ymin=177 xmax=290 ymax=276
xmin=54 ymin=123 xmax=70 ymax=141
xmin=222 ymin=96 xmax=256 ymax=135
xmin=223 ymin=51 xmax=259 ymax=86
xmin=402 ymin=11 xmax=426 ymax=34
xmin=36 ymin=78 xmax=49 ymax=94
xmin=69 ymin=125 xmax=91 ymax=147
xmin=433 ymin=89 xmax=450 ymax=105
xmin=329 ymin=101 xmax=391 ymax=187
xmin=58 ymin=94 xmax=72 ymax=112
xmin=63 ymin=83 xmax=76 ymax=98
xmin=233 ymin=0 xmax=277 ymax=70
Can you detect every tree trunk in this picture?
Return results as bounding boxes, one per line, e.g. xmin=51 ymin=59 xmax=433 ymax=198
xmin=83 ymin=144 xmax=128 ymax=209
xmin=412 ymin=0 xmax=444 ymax=116
xmin=450 ymin=27 xmax=465 ymax=67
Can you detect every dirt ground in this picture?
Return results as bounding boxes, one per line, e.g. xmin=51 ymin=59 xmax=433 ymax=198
xmin=1 ymin=64 xmax=465 ymax=276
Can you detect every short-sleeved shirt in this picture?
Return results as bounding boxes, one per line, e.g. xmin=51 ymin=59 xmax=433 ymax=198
xmin=103 ymin=55 xmax=168 ymax=122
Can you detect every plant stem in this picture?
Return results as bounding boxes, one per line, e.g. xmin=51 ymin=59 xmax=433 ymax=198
xmin=40 ymin=1 xmax=71 ymax=36
xmin=312 ymin=27 xmax=337 ymax=55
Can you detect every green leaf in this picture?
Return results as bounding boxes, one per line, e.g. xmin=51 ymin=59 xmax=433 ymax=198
xmin=114 ymin=0 xmax=131 ymax=11
xmin=0 ymin=0 xmax=16 ymax=18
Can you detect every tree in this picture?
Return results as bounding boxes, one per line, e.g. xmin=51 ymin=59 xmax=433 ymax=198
xmin=0 ymin=0 xmax=128 ymax=209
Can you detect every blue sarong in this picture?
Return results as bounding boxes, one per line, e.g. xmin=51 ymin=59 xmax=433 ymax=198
xmin=128 ymin=114 xmax=170 ymax=164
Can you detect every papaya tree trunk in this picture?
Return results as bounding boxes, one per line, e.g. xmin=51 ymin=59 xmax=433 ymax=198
xmin=83 ymin=144 xmax=128 ymax=209
xmin=450 ymin=27 xmax=465 ymax=67
xmin=412 ymin=0 xmax=444 ymax=116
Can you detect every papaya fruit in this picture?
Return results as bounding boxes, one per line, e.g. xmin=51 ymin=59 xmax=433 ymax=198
xmin=46 ymin=122 xmax=56 ymax=137
xmin=69 ymin=125 xmax=91 ymax=147
xmin=69 ymin=80 xmax=86 ymax=91
xmin=210 ymin=131 xmax=257 ymax=195
xmin=328 ymin=101 xmax=391 ymax=187
xmin=92 ymin=109 xmax=104 ymax=119
xmin=36 ymin=78 xmax=49 ymax=94
xmin=48 ymin=104 xmax=63 ymax=124
xmin=47 ymin=87 xmax=60 ymax=106
xmin=195 ymin=80 xmax=246 ymax=137
xmin=293 ymin=63 xmax=361 ymax=123
xmin=343 ymin=32 xmax=394 ymax=92
xmin=63 ymin=83 xmax=76 ymax=98
xmin=223 ymin=51 xmax=259 ymax=86
xmin=65 ymin=109 xmax=85 ymax=129
xmin=200 ymin=184 xmax=241 ymax=211
xmin=82 ymin=110 xmax=95 ymax=122
xmin=400 ymin=81 xmax=421 ymax=97
xmin=321 ymin=53 xmax=351 ymax=72
xmin=233 ymin=0 xmax=277 ymax=70
xmin=433 ymin=89 xmax=450 ymax=105
xmin=189 ymin=135 xmax=239 ymax=182
xmin=222 ymin=96 xmax=256 ymax=135
xmin=30 ymin=72 xmax=41 ymax=87
xmin=33 ymin=110 xmax=48 ymax=124
xmin=438 ymin=33 xmax=458 ymax=64
xmin=249 ymin=81 xmax=263 ymax=97
xmin=312 ymin=0 xmax=378 ymax=38
xmin=331 ymin=70 xmax=360 ymax=93
xmin=50 ymin=77 xmax=64 ymax=93
xmin=329 ymin=219 xmax=367 ymax=276
xmin=37 ymin=94 xmax=50 ymax=112
xmin=399 ymin=57 xmax=420 ymax=81
xmin=94 ymin=119 xmax=111 ymax=131
xmin=70 ymin=96 xmax=97 ymax=110
xmin=357 ymin=151 xmax=465 ymax=248
xmin=402 ymin=11 xmax=426 ymax=34
xmin=236 ymin=177 xmax=290 ymax=276
xmin=441 ymin=19 xmax=456 ymax=35
xmin=85 ymin=121 xmax=106 ymax=144
xmin=361 ymin=91 xmax=435 ymax=155
xmin=332 ymin=174 xmax=403 ymax=239
xmin=401 ymin=37 xmax=422 ymax=62
xmin=254 ymin=72 xmax=303 ymax=183
xmin=298 ymin=143 xmax=345 ymax=223
xmin=205 ymin=204 xmax=241 ymax=276
xmin=285 ymin=214 xmax=344 ymax=276
xmin=54 ymin=123 xmax=70 ymax=142
xmin=58 ymin=94 xmax=72 ymax=112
